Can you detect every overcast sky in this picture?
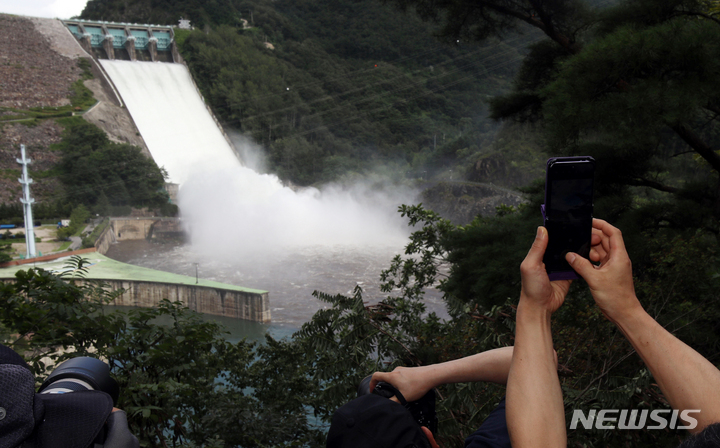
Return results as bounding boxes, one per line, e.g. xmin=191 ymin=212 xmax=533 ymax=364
xmin=0 ymin=0 xmax=89 ymax=20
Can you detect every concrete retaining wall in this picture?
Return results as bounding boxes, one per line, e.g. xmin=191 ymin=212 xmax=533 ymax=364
xmin=94 ymin=218 xmax=182 ymax=255
xmin=112 ymin=218 xmax=154 ymax=241
xmin=95 ymin=224 xmax=115 ymax=254
xmin=88 ymin=279 xmax=270 ymax=322
xmin=62 ymin=218 xmax=271 ymax=322
xmin=109 ymin=218 xmax=181 ymax=242
xmin=148 ymin=219 xmax=182 ymax=238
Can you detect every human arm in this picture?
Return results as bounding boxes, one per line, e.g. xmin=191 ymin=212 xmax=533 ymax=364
xmin=506 ymin=226 xmax=569 ymax=448
xmin=101 ymin=409 xmax=139 ymax=448
xmin=368 ymin=346 xmax=513 ymax=402
xmin=566 ymin=219 xmax=720 ymax=433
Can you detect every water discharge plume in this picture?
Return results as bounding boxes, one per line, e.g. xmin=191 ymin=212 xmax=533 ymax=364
xmin=99 ymin=58 xmax=431 ymax=323
xmin=179 ymin=161 xmax=417 ymax=260
xmin=227 ymin=130 xmax=269 ymax=174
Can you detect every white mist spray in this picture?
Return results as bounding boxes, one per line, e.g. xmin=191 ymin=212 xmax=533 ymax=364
xmin=178 ymin=149 xmax=415 ymax=260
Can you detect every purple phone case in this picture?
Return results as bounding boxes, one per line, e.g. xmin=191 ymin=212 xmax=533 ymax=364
xmin=542 ymin=157 xmax=594 ymax=281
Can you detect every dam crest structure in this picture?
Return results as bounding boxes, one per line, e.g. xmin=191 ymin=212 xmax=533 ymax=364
xmin=63 ymin=19 xmax=181 ymax=63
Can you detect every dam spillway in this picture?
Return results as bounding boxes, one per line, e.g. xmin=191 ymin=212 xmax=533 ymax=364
xmin=99 ymin=60 xmax=242 ymax=185
xmin=62 ymin=19 xmax=242 ymax=185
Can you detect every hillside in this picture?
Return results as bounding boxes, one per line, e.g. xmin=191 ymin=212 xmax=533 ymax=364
xmin=0 ymin=13 xmax=170 ymax=223
xmin=0 ymin=14 xmax=85 ymax=205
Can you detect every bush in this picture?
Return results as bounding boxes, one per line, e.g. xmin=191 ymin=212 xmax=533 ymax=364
xmin=158 ymin=202 xmax=178 ymax=217
xmin=81 ymin=218 xmax=110 ymax=249
xmin=56 ymin=205 xmax=90 ymax=240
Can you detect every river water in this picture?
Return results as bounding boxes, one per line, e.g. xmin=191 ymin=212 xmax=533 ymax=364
xmin=105 ymin=239 xmax=448 ymax=339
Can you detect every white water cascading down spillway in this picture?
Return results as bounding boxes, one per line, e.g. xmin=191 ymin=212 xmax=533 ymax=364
xmin=100 ymin=60 xmax=243 ymax=185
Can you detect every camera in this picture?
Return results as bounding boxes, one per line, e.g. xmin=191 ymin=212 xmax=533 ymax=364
xmin=38 ymin=356 xmax=119 ymax=404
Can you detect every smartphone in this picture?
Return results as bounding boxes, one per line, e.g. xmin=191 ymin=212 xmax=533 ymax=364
xmin=541 ymin=156 xmax=595 ymax=280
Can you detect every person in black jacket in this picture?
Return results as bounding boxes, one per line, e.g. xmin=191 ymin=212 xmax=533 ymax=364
xmin=0 ymin=344 xmax=139 ymax=448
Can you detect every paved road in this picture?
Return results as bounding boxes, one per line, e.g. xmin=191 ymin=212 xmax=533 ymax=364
xmin=67 ymin=220 xmax=99 ymax=251
xmin=68 ymin=236 xmax=82 ymax=251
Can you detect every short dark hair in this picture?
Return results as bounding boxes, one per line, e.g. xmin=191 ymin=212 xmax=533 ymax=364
xmin=677 ymin=423 xmax=720 ymax=448
xmin=326 ymin=394 xmax=432 ymax=448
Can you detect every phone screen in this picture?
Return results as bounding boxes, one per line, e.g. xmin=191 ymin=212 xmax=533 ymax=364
xmin=543 ymin=159 xmax=595 ymax=276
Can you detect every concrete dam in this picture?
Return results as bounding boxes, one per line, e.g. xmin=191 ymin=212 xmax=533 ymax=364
xmin=55 ymin=18 xmax=413 ymax=326
xmin=63 ymin=19 xmax=243 ymax=186
xmin=48 ymin=19 xmax=269 ymax=322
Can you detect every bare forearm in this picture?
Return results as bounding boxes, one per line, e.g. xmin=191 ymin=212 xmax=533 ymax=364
xmin=507 ymin=301 xmax=566 ymax=448
xmin=419 ymin=346 xmax=514 ymax=388
xmin=370 ymin=346 xmax=514 ymax=403
xmin=615 ymin=306 xmax=720 ymax=433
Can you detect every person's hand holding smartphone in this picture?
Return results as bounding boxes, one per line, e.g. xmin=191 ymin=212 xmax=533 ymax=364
xmin=542 ymin=156 xmax=595 ymax=280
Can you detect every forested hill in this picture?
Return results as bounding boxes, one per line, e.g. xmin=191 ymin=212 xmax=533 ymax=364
xmin=80 ymin=0 xmax=542 ymax=186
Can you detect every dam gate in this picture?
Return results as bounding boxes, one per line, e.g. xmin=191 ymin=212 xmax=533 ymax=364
xmin=64 ymin=19 xmax=181 ymax=63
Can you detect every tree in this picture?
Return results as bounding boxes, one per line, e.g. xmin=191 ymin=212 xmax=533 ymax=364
xmin=383 ymin=0 xmax=590 ymax=52
xmin=0 ymin=257 xmax=324 ymax=447
xmin=541 ymin=8 xmax=720 ymax=183
xmin=56 ymin=118 xmax=169 ymax=210
xmin=388 ymin=0 xmax=720 ymax=215
xmin=57 ymin=204 xmax=91 ymax=240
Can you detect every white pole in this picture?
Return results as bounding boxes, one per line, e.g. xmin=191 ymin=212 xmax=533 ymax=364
xmin=17 ymin=145 xmax=36 ymax=259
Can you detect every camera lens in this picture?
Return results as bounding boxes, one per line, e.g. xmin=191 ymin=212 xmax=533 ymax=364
xmin=38 ymin=357 xmax=119 ymax=404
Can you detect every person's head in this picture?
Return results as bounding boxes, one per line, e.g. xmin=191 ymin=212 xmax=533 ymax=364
xmin=326 ymin=380 xmax=439 ymax=448
xmin=326 ymin=393 xmax=438 ymax=448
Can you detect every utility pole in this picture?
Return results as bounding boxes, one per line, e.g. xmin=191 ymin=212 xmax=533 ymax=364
xmin=17 ymin=145 xmax=36 ymax=259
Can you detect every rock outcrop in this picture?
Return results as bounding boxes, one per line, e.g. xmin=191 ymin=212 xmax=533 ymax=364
xmin=422 ymin=181 xmax=527 ymax=225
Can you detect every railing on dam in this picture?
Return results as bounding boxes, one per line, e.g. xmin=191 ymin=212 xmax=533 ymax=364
xmin=67 ymin=24 xmax=82 ymax=40
xmin=63 ymin=19 xmax=180 ymax=63
xmin=153 ymin=30 xmax=172 ymax=51
xmin=129 ymin=29 xmax=149 ymax=50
